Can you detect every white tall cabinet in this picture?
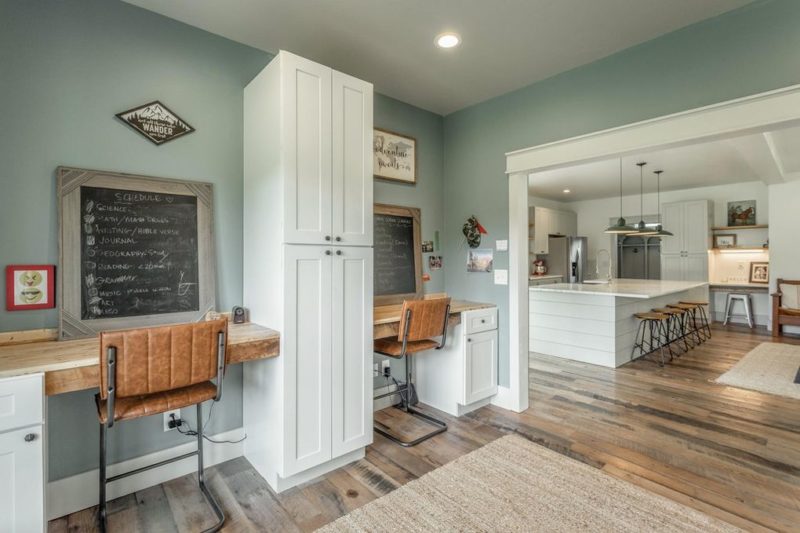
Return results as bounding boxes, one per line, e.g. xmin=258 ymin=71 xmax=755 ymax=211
xmin=243 ymin=51 xmax=373 ymax=492
xmin=660 ymin=200 xmax=712 ymax=281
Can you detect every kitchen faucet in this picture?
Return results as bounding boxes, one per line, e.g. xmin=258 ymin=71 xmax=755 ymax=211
xmin=596 ymin=249 xmax=613 ymax=281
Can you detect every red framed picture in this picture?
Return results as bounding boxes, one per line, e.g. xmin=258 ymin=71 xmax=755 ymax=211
xmin=5 ymin=265 xmax=56 ymax=311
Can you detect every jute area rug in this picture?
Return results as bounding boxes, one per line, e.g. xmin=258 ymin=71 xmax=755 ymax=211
xmin=716 ymin=342 xmax=800 ymax=399
xmin=318 ymin=435 xmax=738 ymax=532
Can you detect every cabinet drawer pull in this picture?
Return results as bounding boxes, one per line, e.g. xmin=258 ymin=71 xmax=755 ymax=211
xmin=335 ymin=250 xmax=342 ymax=256
xmin=481 ymin=319 xmax=486 ymax=323
xmin=324 ymin=235 xmax=331 ymax=241
xmin=335 ymin=236 xmax=342 ymax=242
xmin=24 ymin=433 xmax=37 ymax=442
xmin=324 ymin=250 xmax=332 ymax=256
xmin=467 ymin=338 xmax=472 ymax=343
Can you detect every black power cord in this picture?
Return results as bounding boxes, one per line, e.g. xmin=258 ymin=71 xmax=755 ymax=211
xmin=172 ymin=401 xmax=247 ymax=445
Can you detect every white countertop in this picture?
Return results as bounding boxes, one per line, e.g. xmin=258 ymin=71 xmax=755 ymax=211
xmin=529 ymin=279 xmax=708 ymax=299
xmin=529 ymin=274 xmax=563 ymax=280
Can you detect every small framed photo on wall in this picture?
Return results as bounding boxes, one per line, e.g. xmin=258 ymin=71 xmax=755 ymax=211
xmin=5 ymin=265 xmax=56 ymax=310
xmin=749 ymin=262 xmax=769 ymax=284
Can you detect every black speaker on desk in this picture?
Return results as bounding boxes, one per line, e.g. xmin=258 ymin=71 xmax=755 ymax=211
xmin=232 ymin=306 xmax=247 ymax=324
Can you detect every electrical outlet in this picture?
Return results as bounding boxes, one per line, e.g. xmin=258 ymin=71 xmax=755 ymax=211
xmin=381 ymin=359 xmax=391 ymax=377
xmin=163 ymin=409 xmax=181 ymax=432
xmin=373 ymin=362 xmax=380 ymax=377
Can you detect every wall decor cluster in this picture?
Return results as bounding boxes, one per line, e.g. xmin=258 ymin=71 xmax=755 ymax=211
xmin=727 ymin=200 xmax=756 ymax=226
xmin=116 ymin=100 xmax=195 ymax=145
xmin=373 ymin=128 xmax=416 ymax=183
xmin=5 ymin=265 xmax=55 ymax=311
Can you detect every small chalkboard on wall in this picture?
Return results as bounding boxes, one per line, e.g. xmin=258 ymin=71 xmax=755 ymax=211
xmin=374 ymin=204 xmax=422 ymax=305
xmin=57 ymin=167 xmax=216 ymax=339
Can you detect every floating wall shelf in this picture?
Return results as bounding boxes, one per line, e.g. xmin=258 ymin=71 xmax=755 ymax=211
xmin=711 ymin=224 xmax=768 ymax=231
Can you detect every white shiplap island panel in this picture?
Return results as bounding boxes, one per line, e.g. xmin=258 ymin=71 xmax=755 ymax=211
xmin=529 ymin=279 xmax=708 ymax=368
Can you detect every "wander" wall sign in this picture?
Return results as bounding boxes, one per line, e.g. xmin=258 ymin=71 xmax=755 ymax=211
xmin=116 ymin=101 xmax=195 ymax=145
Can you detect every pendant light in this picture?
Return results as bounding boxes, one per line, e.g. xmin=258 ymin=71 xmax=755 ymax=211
xmin=635 ymin=162 xmax=658 ymax=235
xmin=652 ymin=170 xmax=673 ymax=237
xmin=604 ymin=158 xmax=636 ymax=234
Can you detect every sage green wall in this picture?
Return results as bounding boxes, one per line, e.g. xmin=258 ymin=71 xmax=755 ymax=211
xmin=0 ymin=0 xmax=443 ymax=480
xmin=442 ymin=0 xmax=800 ymax=386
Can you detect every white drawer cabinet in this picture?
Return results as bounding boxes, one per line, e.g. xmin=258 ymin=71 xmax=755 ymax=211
xmin=0 ymin=373 xmax=45 ymax=533
xmin=416 ymin=307 xmax=498 ymax=417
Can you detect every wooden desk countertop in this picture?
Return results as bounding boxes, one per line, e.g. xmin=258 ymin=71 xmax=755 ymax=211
xmin=0 ymin=323 xmax=280 ymax=396
xmin=0 ymin=300 xmax=494 ymax=396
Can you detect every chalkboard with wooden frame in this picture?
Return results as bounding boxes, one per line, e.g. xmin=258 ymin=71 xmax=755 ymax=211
xmin=374 ymin=203 xmax=422 ymax=305
xmin=57 ymin=167 xmax=216 ymax=339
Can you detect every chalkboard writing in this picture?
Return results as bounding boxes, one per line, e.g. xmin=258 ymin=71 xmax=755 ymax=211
xmin=374 ymin=213 xmax=416 ymax=296
xmin=80 ymin=186 xmax=199 ymax=319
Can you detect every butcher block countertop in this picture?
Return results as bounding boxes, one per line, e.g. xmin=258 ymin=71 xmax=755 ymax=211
xmin=0 ymin=322 xmax=280 ymax=395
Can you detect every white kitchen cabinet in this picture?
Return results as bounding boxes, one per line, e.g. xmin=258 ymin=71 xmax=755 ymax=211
xmin=331 ymin=246 xmax=373 ymax=457
xmin=331 ymin=71 xmax=373 ymax=247
xmin=532 ymin=207 xmax=577 ymax=255
xmin=243 ymin=51 xmax=373 ymax=493
xmin=0 ymin=374 xmax=45 ymax=533
xmin=660 ymin=200 xmax=712 ymax=281
xmin=416 ymin=308 xmax=499 ymax=417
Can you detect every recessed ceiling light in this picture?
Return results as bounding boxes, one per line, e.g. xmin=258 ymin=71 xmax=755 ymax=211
xmin=435 ymin=32 xmax=461 ymax=49
xmin=563 ymin=188 xmax=571 ymax=194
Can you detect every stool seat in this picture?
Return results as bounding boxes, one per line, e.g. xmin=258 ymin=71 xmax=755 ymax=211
xmin=95 ymin=381 xmax=217 ymax=424
xmin=653 ymin=308 xmax=684 ymax=315
xmin=667 ymin=303 xmax=696 ymax=310
xmin=679 ymin=300 xmax=708 ymax=306
xmin=374 ymin=337 xmax=440 ymax=357
xmin=634 ymin=312 xmax=669 ymax=320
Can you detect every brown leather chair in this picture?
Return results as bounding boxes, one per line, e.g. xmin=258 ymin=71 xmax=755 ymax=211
xmin=96 ymin=320 xmax=228 ymax=532
xmin=374 ymin=298 xmax=450 ymax=446
xmin=772 ymin=279 xmax=800 ymax=337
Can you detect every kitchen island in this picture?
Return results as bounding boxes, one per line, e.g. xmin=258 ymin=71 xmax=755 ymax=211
xmin=529 ymin=279 xmax=708 ymax=367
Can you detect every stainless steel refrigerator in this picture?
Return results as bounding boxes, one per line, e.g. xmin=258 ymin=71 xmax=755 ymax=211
xmin=546 ymin=236 xmax=588 ymax=283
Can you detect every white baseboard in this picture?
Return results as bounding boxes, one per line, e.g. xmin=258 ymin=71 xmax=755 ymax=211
xmin=491 ymin=386 xmax=519 ymax=411
xmin=47 ymin=427 xmax=245 ymax=520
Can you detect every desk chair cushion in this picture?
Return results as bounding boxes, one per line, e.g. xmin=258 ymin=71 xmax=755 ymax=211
xmin=374 ymin=338 xmax=440 ymax=358
xmin=99 ymin=319 xmax=228 ymax=399
xmin=95 ymin=382 xmax=217 ymax=424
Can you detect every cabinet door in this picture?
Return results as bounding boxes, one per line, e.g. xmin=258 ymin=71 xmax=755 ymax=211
xmin=331 ymin=247 xmax=373 ymax=456
xmin=661 ymin=253 xmax=684 ymax=281
xmin=283 ymin=245 xmax=332 ymax=475
xmin=684 ymin=200 xmax=710 ymax=254
xmin=562 ymin=211 xmax=578 ymax=237
xmin=684 ymin=253 xmax=708 ymax=281
xmin=332 ymin=71 xmax=373 ymax=247
xmin=533 ymin=208 xmax=550 ymax=255
xmin=660 ymin=202 xmax=684 ymax=254
xmin=282 ymin=54 xmax=333 ymax=245
xmin=0 ymin=426 xmax=44 ymax=533
xmin=463 ymin=330 xmax=498 ymax=405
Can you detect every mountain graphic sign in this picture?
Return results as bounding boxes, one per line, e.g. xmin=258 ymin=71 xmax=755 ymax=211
xmin=116 ymin=101 xmax=195 ymax=145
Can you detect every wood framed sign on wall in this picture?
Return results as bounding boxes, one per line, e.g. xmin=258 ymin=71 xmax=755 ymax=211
xmin=373 ymin=203 xmax=422 ymax=305
xmin=57 ymin=167 xmax=216 ymax=339
xmin=373 ymin=128 xmax=417 ymax=184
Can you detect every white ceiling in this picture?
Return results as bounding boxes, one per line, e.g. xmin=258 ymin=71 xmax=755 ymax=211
xmin=123 ymin=0 xmax=751 ymax=115
xmin=529 ymin=125 xmax=800 ymax=202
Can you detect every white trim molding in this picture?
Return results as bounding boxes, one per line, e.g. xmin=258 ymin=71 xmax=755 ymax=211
xmin=505 ymin=83 xmax=800 ymax=419
xmin=47 ymin=427 xmax=245 ymax=520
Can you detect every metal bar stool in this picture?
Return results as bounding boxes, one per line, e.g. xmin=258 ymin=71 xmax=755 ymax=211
xmin=722 ymin=293 xmax=754 ymax=328
xmin=373 ymin=297 xmax=451 ymax=447
xmin=96 ymin=320 xmax=228 ymax=532
xmin=679 ymin=300 xmax=712 ymax=340
xmin=632 ymin=312 xmax=671 ymax=366
xmin=667 ymin=303 xmax=704 ymax=345
xmin=652 ymin=307 xmax=690 ymax=356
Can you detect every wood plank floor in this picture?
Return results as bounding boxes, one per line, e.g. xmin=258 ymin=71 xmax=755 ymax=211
xmin=50 ymin=325 xmax=800 ymax=532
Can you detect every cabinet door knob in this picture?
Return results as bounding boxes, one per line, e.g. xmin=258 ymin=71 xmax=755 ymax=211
xmin=467 ymin=338 xmax=472 ymax=343
xmin=335 ymin=236 xmax=342 ymax=242
xmin=481 ymin=319 xmax=486 ymax=323
xmin=336 ymin=250 xmax=342 ymax=256
xmin=325 ymin=235 xmax=331 ymax=241
xmin=324 ymin=250 xmax=332 ymax=256
xmin=24 ymin=433 xmax=37 ymax=442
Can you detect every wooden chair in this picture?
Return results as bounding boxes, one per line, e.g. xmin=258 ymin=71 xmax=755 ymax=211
xmin=96 ymin=320 xmax=228 ymax=532
xmin=373 ymin=298 xmax=451 ymax=446
xmin=772 ymin=279 xmax=800 ymax=337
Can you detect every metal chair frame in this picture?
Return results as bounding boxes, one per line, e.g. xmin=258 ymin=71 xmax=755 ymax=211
xmin=631 ymin=315 xmax=670 ymax=366
xmin=98 ymin=331 xmax=227 ymax=532
xmin=374 ymin=304 xmax=450 ymax=447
